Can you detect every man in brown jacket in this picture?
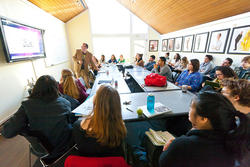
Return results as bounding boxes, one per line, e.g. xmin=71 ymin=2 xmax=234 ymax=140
xmin=73 ymin=43 xmax=98 ymax=88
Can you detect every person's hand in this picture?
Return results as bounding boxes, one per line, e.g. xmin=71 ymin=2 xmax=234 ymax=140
xmin=59 ymin=77 xmax=63 ymax=84
xmin=163 ymin=139 xmax=174 ymax=151
xmin=78 ymin=60 xmax=83 ymax=64
xmin=154 ymin=64 xmax=158 ymax=69
xmin=202 ymin=82 xmax=205 ymax=87
xmin=175 ymin=82 xmax=178 ymax=85
xmin=96 ymin=68 xmax=100 ymax=71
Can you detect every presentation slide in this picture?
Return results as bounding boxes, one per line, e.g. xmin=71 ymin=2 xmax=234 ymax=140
xmin=1 ymin=19 xmax=45 ymax=60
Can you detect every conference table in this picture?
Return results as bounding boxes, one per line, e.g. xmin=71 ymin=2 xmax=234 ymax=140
xmin=90 ymin=64 xmax=131 ymax=97
xmin=73 ymin=64 xmax=195 ymax=122
xmin=126 ymin=68 xmax=180 ymax=92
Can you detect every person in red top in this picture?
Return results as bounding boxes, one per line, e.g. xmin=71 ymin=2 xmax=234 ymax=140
xmin=59 ymin=69 xmax=88 ymax=104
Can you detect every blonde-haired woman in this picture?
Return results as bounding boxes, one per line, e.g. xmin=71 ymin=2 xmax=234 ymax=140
xmin=59 ymin=69 xmax=88 ymax=104
xmin=73 ymin=85 xmax=127 ymax=157
xmin=175 ymin=56 xmax=189 ymax=71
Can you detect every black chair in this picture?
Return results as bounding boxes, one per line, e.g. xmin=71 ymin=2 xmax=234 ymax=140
xmin=172 ymin=72 xmax=181 ymax=83
xmin=20 ymin=132 xmax=76 ymax=167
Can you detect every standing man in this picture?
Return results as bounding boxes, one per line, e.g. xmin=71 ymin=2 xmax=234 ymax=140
xmin=73 ymin=43 xmax=98 ymax=88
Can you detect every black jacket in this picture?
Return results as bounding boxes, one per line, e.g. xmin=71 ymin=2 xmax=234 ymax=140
xmin=72 ymin=120 xmax=124 ymax=157
xmin=159 ymin=130 xmax=235 ymax=167
xmin=1 ymin=97 xmax=73 ymax=156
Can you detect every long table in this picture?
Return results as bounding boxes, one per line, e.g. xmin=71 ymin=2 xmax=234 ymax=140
xmin=120 ymin=90 xmax=195 ymax=122
xmin=126 ymin=68 xmax=181 ymax=92
xmin=72 ymin=64 xmax=195 ymax=122
xmin=72 ymin=90 xmax=195 ymax=122
xmin=90 ymin=64 xmax=131 ymax=97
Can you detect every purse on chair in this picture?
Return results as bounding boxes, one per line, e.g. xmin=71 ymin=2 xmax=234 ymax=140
xmin=64 ymin=156 xmax=131 ymax=167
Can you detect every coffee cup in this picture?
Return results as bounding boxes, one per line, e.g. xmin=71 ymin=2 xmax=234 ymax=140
xmin=182 ymin=85 xmax=188 ymax=93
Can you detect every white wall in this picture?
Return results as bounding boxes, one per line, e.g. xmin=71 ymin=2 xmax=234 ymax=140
xmin=0 ymin=0 xmax=71 ymax=124
xmin=146 ymin=27 xmax=161 ymax=61
xmin=66 ymin=10 xmax=93 ymax=67
xmin=160 ymin=12 xmax=250 ymax=68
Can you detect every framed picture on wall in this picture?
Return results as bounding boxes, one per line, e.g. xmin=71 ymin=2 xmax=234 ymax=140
xmin=162 ymin=39 xmax=168 ymax=51
xmin=193 ymin=32 xmax=209 ymax=53
xmin=227 ymin=25 xmax=250 ymax=54
xmin=174 ymin=37 xmax=182 ymax=52
xmin=149 ymin=40 xmax=158 ymax=52
xmin=168 ymin=38 xmax=175 ymax=52
xmin=207 ymin=28 xmax=230 ymax=54
xmin=182 ymin=35 xmax=194 ymax=52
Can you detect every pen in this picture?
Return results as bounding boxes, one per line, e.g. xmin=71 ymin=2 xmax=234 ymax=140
xmin=126 ymin=108 xmax=133 ymax=112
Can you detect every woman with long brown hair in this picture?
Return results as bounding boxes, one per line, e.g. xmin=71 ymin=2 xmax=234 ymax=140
xmin=59 ymin=69 xmax=88 ymax=103
xmin=73 ymin=85 xmax=127 ymax=157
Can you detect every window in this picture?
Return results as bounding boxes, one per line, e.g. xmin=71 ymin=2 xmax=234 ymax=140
xmin=93 ymin=37 xmax=130 ymax=61
xmin=87 ymin=0 xmax=130 ymax=34
xmin=87 ymin=0 xmax=148 ymax=62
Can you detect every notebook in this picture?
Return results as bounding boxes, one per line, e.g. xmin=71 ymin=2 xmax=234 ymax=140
xmin=145 ymin=128 xmax=175 ymax=146
xmin=205 ymin=80 xmax=220 ymax=88
xmin=98 ymin=80 xmax=112 ymax=84
xmin=137 ymin=102 xmax=171 ymax=118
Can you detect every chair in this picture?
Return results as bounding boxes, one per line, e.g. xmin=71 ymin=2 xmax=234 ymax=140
xmin=20 ymin=132 xmax=76 ymax=167
xmin=64 ymin=156 xmax=131 ymax=167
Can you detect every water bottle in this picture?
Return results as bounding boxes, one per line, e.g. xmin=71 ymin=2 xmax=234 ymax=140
xmin=147 ymin=93 xmax=155 ymax=114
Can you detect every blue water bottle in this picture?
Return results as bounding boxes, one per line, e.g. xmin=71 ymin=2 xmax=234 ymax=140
xmin=147 ymin=93 xmax=155 ymax=114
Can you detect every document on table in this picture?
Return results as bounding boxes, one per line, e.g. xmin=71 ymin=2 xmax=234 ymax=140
xmin=138 ymin=102 xmax=172 ymax=118
xmin=72 ymin=95 xmax=94 ymax=116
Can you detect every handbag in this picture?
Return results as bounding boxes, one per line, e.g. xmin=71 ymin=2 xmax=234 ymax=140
xmin=144 ymin=73 xmax=167 ymax=87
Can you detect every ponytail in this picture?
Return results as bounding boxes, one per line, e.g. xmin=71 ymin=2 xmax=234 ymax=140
xmin=225 ymin=110 xmax=249 ymax=160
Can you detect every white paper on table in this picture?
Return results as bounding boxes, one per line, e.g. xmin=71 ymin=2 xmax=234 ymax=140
xmin=138 ymin=102 xmax=172 ymax=118
xmin=72 ymin=95 xmax=94 ymax=116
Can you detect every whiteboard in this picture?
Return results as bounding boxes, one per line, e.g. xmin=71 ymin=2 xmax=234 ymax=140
xmin=43 ymin=25 xmax=70 ymax=66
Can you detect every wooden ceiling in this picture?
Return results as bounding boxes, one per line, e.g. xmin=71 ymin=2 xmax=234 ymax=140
xmin=28 ymin=0 xmax=87 ymax=22
xmin=117 ymin=0 xmax=250 ymax=34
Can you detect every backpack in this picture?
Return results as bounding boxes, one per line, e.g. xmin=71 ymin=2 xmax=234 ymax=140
xmin=144 ymin=73 xmax=167 ymax=87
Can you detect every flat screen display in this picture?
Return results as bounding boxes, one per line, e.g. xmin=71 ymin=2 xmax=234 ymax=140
xmin=0 ymin=17 xmax=46 ymax=62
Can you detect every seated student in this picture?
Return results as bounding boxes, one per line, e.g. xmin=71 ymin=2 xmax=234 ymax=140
xmin=221 ymin=79 xmax=250 ymax=115
xmin=165 ymin=52 xmax=170 ymax=62
xmin=168 ymin=53 xmax=181 ymax=69
xmin=174 ymin=56 xmax=189 ymax=72
xmin=1 ymin=75 xmax=74 ymax=158
xmin=72 ymin=85 xmax=127 ymax=157
xmin=144 ymin=55 xmax=156 ymax=71
xmin=201 ymin=66 xmax=238 ymax=91
xmin=151 ymin=57 xmax=173 ymax=81
xmin=159 ymin=91 xmax=249 ymax=167
xmin=199 ymin=55 xmax=214 ymax=75
xmin=118 ymin=54 xmax=125 ymax=63
xmin=175 ymin=59 xmax=202 ymax=92
xmin=92 ymin=55 xmax=101 ymax=68
xmin=235 ymin=56 xmax=250 ymax=80
xmin=100 ymin=55 xmax=106 ymax=64
xmin=108 ymin=54 xmax=118 ymax=64
xmin=221 ymin=79 xmax=250 ymax=167
xmin=207 ymin=57 xmax=233 ymax=80
xmin=59 ymin=69 xmax=88 ymax=104
xmin=135 ymin=53 xmax=144 ymax=67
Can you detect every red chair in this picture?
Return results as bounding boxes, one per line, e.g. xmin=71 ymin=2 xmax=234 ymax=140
xmin=64 ymin=155 xmax=131 ymax=167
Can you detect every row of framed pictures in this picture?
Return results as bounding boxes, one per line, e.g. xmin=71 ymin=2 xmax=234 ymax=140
xmin=149 ymin=25 xmax=250 ymax=55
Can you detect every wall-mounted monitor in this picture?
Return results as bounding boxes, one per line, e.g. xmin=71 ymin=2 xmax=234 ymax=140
xmin=0 ymin=17 xmax=46 ymax=63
